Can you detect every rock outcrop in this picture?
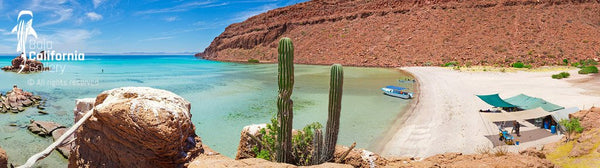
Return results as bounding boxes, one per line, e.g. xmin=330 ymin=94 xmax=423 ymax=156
xmin=235 ymin=124 xmax=267 ymax=160
xmin=69 ymin=87 xmax=204 ymax=168
xmin=0 ymin=146 xmax=7 ymax=168
xmin=198 ymin=0 xmax=600 ymax=67
xmin=570 ymin=106 xmax=600 ymax=130
xmin=26 ymin=120 xmax=72 ymax=158
xmin=1 ymin=54 xmax=49 ymax=73
xmin=0 ymin=85 xmax=44 ymax=113
xmin=27 ymin=120 xmax=65 ymax=137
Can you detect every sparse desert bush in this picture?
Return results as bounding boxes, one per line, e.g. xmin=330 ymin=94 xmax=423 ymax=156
xmin=442 ymin=61 xmax=459 ymax=67
xmin=552 ymin=72 xmax=570 ymax=79
xmin=475 ymin=145 xmax=492 ymax=155
xmin=248 ymin=59 xmax=260 ymax=63
xmin=563 ymin=59 xmax=569 ymax=65
xmin=493 ymin=146 xmax=509 ymax=156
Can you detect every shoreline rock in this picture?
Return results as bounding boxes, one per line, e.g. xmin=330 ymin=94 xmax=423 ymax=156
xmin=0 ymin=85 xmax=44 ymax=113
xmin=26 ymin=120 xmax=71 ymax=159
xmin=0 ymin=146 xmax=7 ymax=168
xmin=1 ymin=53 xmax=49 ymax=73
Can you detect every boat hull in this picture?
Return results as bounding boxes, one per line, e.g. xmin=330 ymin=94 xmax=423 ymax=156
xmin=383 ymin=92 xmax=413 ymax=99
xmin=381 ymin=88 xmax=413 ymax=99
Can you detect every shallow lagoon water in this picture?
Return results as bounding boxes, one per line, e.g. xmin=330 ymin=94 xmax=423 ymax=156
xmin=0 ymin=55 xmax=413 ymax=167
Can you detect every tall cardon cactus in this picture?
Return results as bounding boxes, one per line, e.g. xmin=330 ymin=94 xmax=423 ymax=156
xmin=322 ymin=64 xmax=343 ymax=162
xmin=276 ymin=37 xmax=294 ymax=163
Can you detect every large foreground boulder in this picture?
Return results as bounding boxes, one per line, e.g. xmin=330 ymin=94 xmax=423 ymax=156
xmin=69 ymin=87 xmax=203 ymax=167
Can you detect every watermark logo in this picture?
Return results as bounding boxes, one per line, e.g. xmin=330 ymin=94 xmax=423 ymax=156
xmin=11 ymin=10 xmax=37 ymax=73
xmin=10 ymin=10 xmax=86 ymax=74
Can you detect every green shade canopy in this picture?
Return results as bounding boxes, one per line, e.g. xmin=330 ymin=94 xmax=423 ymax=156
xmin=476 ymin=94 xmax=517 ymax=108
xmin=504 ymin=94 xmax=565 ymax=112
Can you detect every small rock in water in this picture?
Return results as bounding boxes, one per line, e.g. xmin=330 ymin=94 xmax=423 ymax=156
xmin=38 ymin=110 xmax=48 ymax=115
xmin=9 ymin=123 xmax=18 ymax=127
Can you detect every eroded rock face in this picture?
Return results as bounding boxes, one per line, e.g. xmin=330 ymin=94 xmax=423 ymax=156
xmin=0 ymin=146 xmax=7 ymax=168
xmin=69 ymin=87 xmax=203 ymax=168
xmin=198 ymin=0 xmax=600 ymax=67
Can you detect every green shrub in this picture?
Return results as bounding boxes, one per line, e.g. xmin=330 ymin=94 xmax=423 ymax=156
xmin=578 ymin=66 xmax=599 ymax=74
xmin=551 ymin=74 xmax=562 ymax=79
xmin=512 ymin=62 xmax=525 ymax=68
xmin=252 ymin=116 xmax=323 ymax=165
xmin=248 ymin=59 xmax=260 ymax=63
xmin=292 ymin=122 xmax=322 ymax=166
xmin=571 ymin=62 xmax=581 ymax=67
xmin=523 ymin=64 xmax=532 ymax=69
xmin=552 ymin=72 xmax=570 ymax=79
xmin=442 ymin=61 xmax=459 ymax=67
xmin=563 ymin=59 xmax=569 ymax=65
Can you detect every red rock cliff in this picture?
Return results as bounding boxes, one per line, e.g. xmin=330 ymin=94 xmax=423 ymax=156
xmin=198 ymin=0 xmax=600 ymax=67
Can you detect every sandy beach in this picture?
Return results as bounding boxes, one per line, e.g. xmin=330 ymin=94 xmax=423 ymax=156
xmin=380 ymin=67 xmax=600 ymax=158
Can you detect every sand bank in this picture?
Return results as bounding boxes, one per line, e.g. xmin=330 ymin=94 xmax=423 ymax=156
xmin=380 ymin=67 xmax=600 ymax=158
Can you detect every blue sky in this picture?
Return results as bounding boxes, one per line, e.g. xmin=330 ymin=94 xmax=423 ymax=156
xmin=0 ymin=0 xmax=307 ymax=54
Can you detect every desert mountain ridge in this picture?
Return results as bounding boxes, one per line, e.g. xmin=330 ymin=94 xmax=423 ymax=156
xmin=197 ymin=0 xmax=600 ymax=67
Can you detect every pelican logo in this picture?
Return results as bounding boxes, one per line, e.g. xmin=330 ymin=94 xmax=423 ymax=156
xmin=11 ymin=10 xmax=38 ymax=73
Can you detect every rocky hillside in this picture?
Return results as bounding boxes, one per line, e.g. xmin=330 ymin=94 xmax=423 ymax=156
xmin=197 ymin=0 xmax=600 ymax=67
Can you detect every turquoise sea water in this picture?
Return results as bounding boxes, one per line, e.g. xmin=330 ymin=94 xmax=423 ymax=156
xmin=0 ymin=55 xmax=413 ymax=167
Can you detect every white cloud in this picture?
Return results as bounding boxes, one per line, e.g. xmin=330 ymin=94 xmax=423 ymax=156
xmin=233 ymin=3 xmax=278 ymax=22
xmin=164 ymin=16 xmax=177 ymax=22
xmin=136 ymin=1 xmax=228 ymax=15
xmin=140 ymin=36 xmax=173 ymax=42
xmin=93 ymin=0 xmax=105 ymax=8
xmin=86 ymin=12 xmax=103 ymax=21
xmin=0 ymin=29 xmax=11 ymax=36
xmin=38 ymin=8 xmax=73 ymax=27
xmin=28 ymin=29 xmax=99 ymax=52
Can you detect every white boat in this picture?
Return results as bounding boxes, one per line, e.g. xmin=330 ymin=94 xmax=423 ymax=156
xmin=381 ymin=86 xmax=413 ymax=99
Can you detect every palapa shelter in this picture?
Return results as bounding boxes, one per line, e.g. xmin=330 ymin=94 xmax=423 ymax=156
xmin=477 ymin=93 xmax=578 ymax=133
xmin=476 ymin=93 xmax=564 ymax=112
